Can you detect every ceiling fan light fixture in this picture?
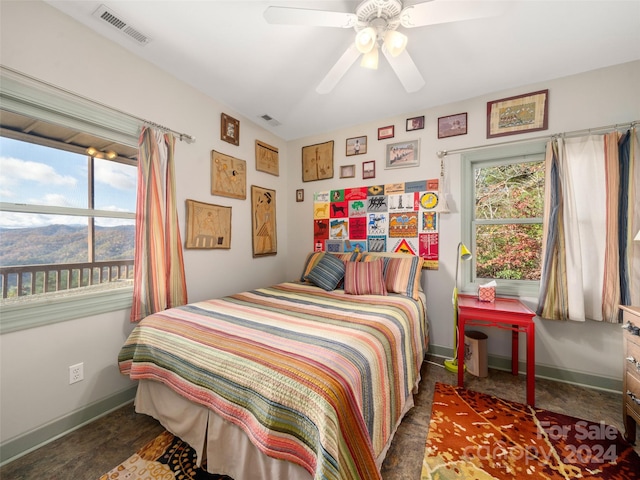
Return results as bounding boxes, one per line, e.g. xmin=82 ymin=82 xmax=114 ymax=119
xmin=360 ymin=45 xmax=379 ymax=69
xmin=355 ymin=27 xmax=377 ymax=53
xmin=383 ymin=30 xmax=408 ymax=57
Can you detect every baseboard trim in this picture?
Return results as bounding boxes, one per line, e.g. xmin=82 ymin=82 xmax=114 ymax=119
xmin=1 ymin=350 xmax=623 ymax=466
xmin=427 ymin=344 xmax=622 ymax=393
xmin=0 ymin=386 xmax=138 ymax=466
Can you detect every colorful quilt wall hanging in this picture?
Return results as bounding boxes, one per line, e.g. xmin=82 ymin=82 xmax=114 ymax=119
xmin=313 ymin=179 xmax=442 ymax=269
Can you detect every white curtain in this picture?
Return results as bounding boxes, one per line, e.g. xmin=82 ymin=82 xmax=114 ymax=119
xmin=561 ymin=135 xmax=607 ymax=321
xmin=538 ymin=129 xmax=639 ymax=322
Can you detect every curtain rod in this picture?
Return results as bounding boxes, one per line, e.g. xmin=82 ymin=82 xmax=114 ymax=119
xmin=1 ymin=65 xmax=196 ymax=144
xmin=437 ymin=120 xmax=638 ymax=158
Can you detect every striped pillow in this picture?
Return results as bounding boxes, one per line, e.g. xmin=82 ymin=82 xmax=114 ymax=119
xmin=344 ymin=259 xmax=387 ymax=296
xmin=385 ymin=256 xmax=424 ymax=300
xmin=306 ymin=253 xmax=346 ymax=291
xmin=300 ymin=251 xmax=325 ymax=281
xmin=332 ymin=251 xmax=362 ymax=262
xmin=300 ymin=251 xmax=360 ymax=282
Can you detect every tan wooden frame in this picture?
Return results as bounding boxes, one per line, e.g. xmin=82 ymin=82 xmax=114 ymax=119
xmin=185 ymin=199 xmax=231 ymax=249
xmin=211 ymin=150 xmax=246 ymax=199
xmin=251 ymin=185 xmax=277 ymax=257
xmin=255 ymin=140 xmax=279 ymax=176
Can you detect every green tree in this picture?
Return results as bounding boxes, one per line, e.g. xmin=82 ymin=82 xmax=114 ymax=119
xmin=474 ymin=162 xmax=544 ymax=281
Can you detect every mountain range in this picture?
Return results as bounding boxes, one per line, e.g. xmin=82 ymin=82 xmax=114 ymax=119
xmin=0 ymin=224 xmax=135 ymax=267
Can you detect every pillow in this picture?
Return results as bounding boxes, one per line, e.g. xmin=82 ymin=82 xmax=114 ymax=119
xmin=360 ymin=252 xmax=392 ymax=270
xmin=332 ymin=251 xmax=362 ymax=263
xmin=300 ymin=251 xmax=325 ymax=281
xmin=385 ymin=256 xmax=424 ymax=300
xmin=344 ymin=259 xmax=387 ymax=296
xmin=300 ymin=251 xmax=360 ymax=282
xmin=361 ymin=252 xmax=424 ymax=293
xmin=306 ymin=253 xmax=346 ymax=291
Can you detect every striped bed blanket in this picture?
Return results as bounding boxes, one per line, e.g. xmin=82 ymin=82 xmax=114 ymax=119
xmin=118 ymin=282 xmax=427 ymax=480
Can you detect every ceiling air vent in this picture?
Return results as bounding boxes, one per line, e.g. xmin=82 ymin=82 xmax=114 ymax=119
xmin=92 ymin=5 xmax=151 ymax=46
xmin=259 ymin=114 xmax=281 ymax=127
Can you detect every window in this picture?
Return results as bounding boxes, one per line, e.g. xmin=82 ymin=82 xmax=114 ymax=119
xmin=0 ymin=67 xmax=142 ymax=332
xmin=461 ymin=142 xmax=546 ymax=297
xmin=0 ymin=122 xmax=139 ymax=334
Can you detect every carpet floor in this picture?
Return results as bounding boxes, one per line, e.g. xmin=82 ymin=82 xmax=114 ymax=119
xmin=1 ymin=357 xmax=638 ymax=479
xmin=99 ymin=430 xmax=231 ymax=480
xmin=421 ymin=382 xmax=640 ymax=479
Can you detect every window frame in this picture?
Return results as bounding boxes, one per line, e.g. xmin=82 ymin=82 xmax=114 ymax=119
xmin=0 ymin=67 xmax=140 ymax=333
xmin=461 ymin=141 xmax=546 ymax=298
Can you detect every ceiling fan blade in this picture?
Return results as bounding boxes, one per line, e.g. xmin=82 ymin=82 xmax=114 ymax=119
xmin=316 ymin=44 xmax=361 ymax=94
xmin=400 ymin=0 xmax=506 ymax=28
xmin=264 ymin=6 xmax=357 ymax=28
xmin=382 ymin=46 xmax=425 ymax=93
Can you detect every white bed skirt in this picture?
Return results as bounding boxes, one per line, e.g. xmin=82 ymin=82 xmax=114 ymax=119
xmin=135 ymin=378 xmax=417 ymax=479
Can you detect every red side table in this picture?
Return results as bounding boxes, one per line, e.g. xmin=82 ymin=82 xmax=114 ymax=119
xmin=457 ymin=294 xmax=537 ymax=406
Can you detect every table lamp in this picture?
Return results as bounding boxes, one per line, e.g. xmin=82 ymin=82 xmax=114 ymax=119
xmin=444 ymin=242 xmax=472 ymax=373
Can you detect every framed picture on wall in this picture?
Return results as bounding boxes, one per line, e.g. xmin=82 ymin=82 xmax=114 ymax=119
xmin=221 ymin=113 xmax=240 ymax=145
xmin=255 ymin=140 xmax=279 ymax=176
xmin=302 ymin=140 xmax=334 ymax=182
xmin=378 ymin=125 xmax=394 ymax=140
xmin=487 ymin=89 xmax=549 ymax=138
xmin=251 ymin=185 xmax=277 ymax=257
xmin=340 ymin=165 xmax=355 ymax=178
xmin=185 ymin=199 xmax=231 ymax=249
xmin=406 ymin=115 xmax=424 ymax=131
xmin=211 ymin=150 xmax=246 ymax=199
xmin=346 ymin=136 xmax=367 ymax=156
xmin=362 ymin=160 xmax=375 ymax=179
xmin=385 ymin=139 xmax=420 ymax=169
xmin=438 ymin=113 xmax=468 ymax=138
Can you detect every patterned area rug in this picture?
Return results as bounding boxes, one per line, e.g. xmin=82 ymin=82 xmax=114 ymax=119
xmin=99 ymin=431 xmax=233 ymax=479
xmin=421 ymin=382 xmax=640 ymax=479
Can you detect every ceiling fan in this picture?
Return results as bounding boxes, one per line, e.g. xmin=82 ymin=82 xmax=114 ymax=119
xmin=264 ymin=0 xmax=504 ymax=94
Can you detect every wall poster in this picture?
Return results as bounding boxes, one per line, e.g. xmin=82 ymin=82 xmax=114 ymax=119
xmin=313 ymin=180 xmax=443 ymax=269
xmin=251 ymin=185 xmax=277 ymax=257
xmin=302 ymin=140 xmax=334 ymax=182
xmin=211 ymin=150 xmax=246 ymax=199
xmin=185 ymin=199 xmax=231 ymax=249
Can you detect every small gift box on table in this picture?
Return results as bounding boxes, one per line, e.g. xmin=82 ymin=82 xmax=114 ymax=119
xmin=478 ymin=281 xmax=496 ymax=302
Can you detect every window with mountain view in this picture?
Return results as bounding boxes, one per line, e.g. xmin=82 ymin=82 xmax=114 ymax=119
xmin=0 ymin=134 xmax=137 ymax=301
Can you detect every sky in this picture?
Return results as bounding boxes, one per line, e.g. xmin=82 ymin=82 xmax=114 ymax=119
xmin=0 ymin=137 xmax=136 ymax=228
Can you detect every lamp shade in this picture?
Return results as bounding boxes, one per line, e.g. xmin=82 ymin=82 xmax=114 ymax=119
xmin=383 ymin=30 xmax=408 ymax=57
xmin=459 ymin=243 xmax=472 ymax=261
xmin=635 ymin=229 xmax=640 ymax=242
xmin=355 ymin=27 xmax=377 ymax=54
xmin=360 ymin=46 xmax=379 ymax=69
xmin=432 ymin=192 xmax=450 ymax=214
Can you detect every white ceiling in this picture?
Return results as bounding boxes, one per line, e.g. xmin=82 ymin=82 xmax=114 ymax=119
xmin=44 ymin=0 xmax=640 ymax=141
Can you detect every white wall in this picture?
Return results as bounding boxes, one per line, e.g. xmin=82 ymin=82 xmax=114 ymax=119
xmin=1 ymin=0 xmax=638 ymax=454
xmin=286 ymin=61 xmax=640 ymax=384
xmin=0 ymin=0 xmax=290 ymax=447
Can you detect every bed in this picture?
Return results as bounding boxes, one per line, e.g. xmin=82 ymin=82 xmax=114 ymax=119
xmin=118 ymin=253 xmax=428 ymax=480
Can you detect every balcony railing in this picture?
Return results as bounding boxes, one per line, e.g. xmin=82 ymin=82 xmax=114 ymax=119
xmin=0 ymin=260 xmax=134 ymax=300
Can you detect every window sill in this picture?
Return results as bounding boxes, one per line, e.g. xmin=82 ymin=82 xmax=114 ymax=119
xmin=463 ymin=280 xmax=540 ymax=300
xmin=0 ymin=285 xmax=133 ymax=334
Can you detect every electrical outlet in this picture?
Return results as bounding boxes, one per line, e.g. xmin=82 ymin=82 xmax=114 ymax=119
xmin=69 ymin=363 xmax=84 ymax=384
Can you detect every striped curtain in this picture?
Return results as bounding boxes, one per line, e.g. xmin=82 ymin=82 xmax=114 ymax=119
xmin=130 ymin=127 xmax=187 ymax=322
xmin=537 ymin=128 xmax=639 ymax=322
